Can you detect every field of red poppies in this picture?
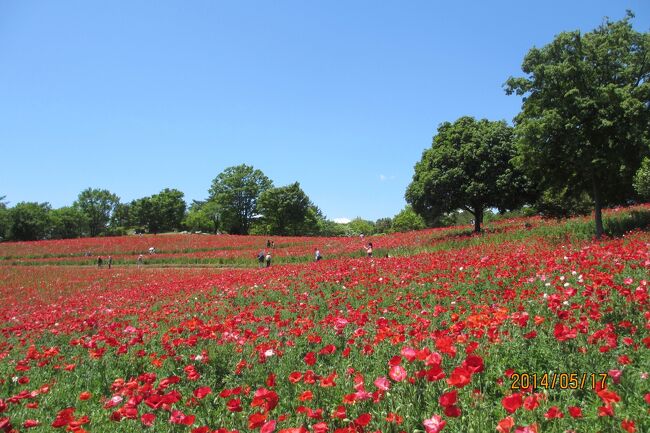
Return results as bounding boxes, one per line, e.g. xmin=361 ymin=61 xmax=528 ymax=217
xmin=0 ymin=208 xmax=649 ymax=433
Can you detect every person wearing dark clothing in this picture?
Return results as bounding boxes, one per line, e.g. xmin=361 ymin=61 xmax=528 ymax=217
xmin=108 ymin=256 xmax=113 ymax=269
xmin=97 ymin=256 xmax=103 ymax=268
xmin=265 ymin=252 xmax=272 ymax=268
xmin=257 ymin=251 xmax=265 ymax=268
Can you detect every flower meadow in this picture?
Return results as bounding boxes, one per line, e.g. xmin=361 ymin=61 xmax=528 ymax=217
xmin=0 ymin=210 xmax=649 ymax=433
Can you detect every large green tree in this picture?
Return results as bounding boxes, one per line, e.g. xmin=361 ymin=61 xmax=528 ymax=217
xmin=8 ymin=202 xmax=52 ymax=241
xmin=186 ymin=200 xmax=224 ymax=234
xmin=406 ymin=116 xmax=530 ymax=232
xmin=49 ymin=206 xmax=88 ymax=239
xmin=152 ymin=188 xmax=186 ymax=232
xmin=256 ymin=182 xmax=319 ymax=235
xmin=0 ymin=196 xmax=9 ymax=240
xmin=74 ymin=188 xmax=120 ymax=237
xmin=209 ymin=164 xmax=273 ymax=234
xmin=131 ymin=189 xmax=186 ymax=233
xmin=347 ymin=218 xmax=376 ymax=236
xmin=506 ymin=12 xmax=650 ymax=237
xmin=391 ymin=206 xmax=426 ymax=232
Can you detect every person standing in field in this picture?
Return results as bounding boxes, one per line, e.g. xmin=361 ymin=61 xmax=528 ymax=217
xmin=257 ymin=250 xmax=265 ymax=268
xmin=315 ymin=248 xmax=322 ymax=261
xmin=265 ymin=252 xmax=272 ymax=268
xmin=364 ymin=242 xmax=373 ymax=258
xmin=108 ymin=256 xmax=113 ymax=269
xmin=137 ymin=254 xmax=144 ymax=267
xmin=97 ymin=256 xmax=103 ymax=268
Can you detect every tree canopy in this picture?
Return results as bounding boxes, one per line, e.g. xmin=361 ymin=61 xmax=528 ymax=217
xmin=130 ymin=188 xmax=186 ymax=233
xmin=8 ymin=202 xmax=52 ymax=241
xmin=209 ymin=165 xmax=273 ymax=235
xmin=49 ymin=206 xmax=88 ymax=239
xmin=74 ymin=188 xmax=120 ymax=237
xmin=256 ymin=182 xmax=320 ymax=236
xmin=392 ymin=206 xmax=426 ymax=233
xmin=506 ymin=12 xmax=650 ymax=237
xmin=406 ymin=116 xmax=530 ymax=232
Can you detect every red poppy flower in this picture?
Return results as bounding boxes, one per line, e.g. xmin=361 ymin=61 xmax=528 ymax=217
xmin=463 ymin=355 xmax=484 ymax=373
xmin=23 ymin=419 xmax=40 ymax=428
xmin=423 ymin=414 xmax=446 ymax=433
xmin=374 ymin=376 xmax=390 ymax=391
xmin=141 ymin=413 xmax=155 ymax=426
xmin=248 ymin=412 xmax=267 ymax=429
xmin=354 ymin=413 xmax=371 ymax=427
xmin=193 ymin=387 xmax=211 ymax=399
xmin=226 ymin=398 xmax=242 ymax=412
xmin=544 ymin=406 xmax=563 ymax=419
xmin=444 ymin=405 xmax=461 ymax=417
xmin=52 ymin=408 xmax=75 ymax=428
xmin=496 ymin=416 xmax=514 ymax=433
xmin=389 ymin=365 xmax=407 ymax=382
xmin=169 ymin=410 xmax=195 ymax=426
xmin=304 ymin=352 xmax=317 ymax=366
xmin=261 ymin=420 xmax=277 ymax=433
xmin=597 ymin=388 xmax=621 ymax=404
xmin=438 ymin=390 xmax=457 ymax=407
xmin=598 ymin=404 xmax=614 ymax=417
xmin=568 ymin=406 xmax=583 ymax=418
xmin=621 ymin=419 xmax=636 ymax=433
xmin=501 ymin=393 xmax=523 ymax=414
xmin=447 ymin=366 xmax=472 ymax=388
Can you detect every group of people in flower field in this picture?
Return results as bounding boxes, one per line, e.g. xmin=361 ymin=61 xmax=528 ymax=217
xmin=257 ymin=237 xmax=375 ymax=268
xmin=91 ymin=238 xmax=376 ymax=269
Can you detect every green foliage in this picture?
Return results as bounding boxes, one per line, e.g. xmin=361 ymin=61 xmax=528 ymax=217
xmin=316 ymin=219 xmax=348 ymax=237
xmin=391 ymin=206 xmax=426 ymax=232
xmin=131 ymin=189 xmax=186 ymax=233
xmin=256 ymin=182 xmax=319 ymax=236
xmin=111 ymin=202 xmax=132 ymax=228
xmin=534 ymin=187 xmax=593 ymax=219
xmin=346 ymin=217 xmax=375 ymax=236
xmin=152 ymin=188 xmax=186 ymax=232
xmin=439 ymin=209 xmax=479 ymax=227
xmin=374 ymin=217 xmax=392 ymax=234
xmin=604 ymin=209 xmax=650 ymax=236
xmin=209 ymin=164 xmax=273 ymax=235
xmin=183 ymin=201 xmax=216 ymax=233
xmin=634 ymin=157 xmax=650 ymax=199
xmin=0 ymin=196 xmax=9 ymax=241
xmin=506 ymin=12 xmax=650 ymax=236
xmin=406 ymin=116 xmax=531 ymax=233
xmin=49 ymin=206 xmax=88 ymax=239
xmin=73 ymin=188 xmax=120 ymax=237
xmin=7 ymin=202 xmax=52 ymax=241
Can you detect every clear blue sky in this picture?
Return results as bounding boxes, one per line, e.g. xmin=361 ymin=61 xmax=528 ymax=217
xmin=1 ymin=1 xmax=648 ymax=222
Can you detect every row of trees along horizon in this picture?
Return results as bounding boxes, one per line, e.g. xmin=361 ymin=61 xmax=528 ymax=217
xmin=1 ymin=13 xmax=649 ymax=242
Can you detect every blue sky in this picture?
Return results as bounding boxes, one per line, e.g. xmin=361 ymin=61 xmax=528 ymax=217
xmin=1 ymin=1 xmax=648 ymax=222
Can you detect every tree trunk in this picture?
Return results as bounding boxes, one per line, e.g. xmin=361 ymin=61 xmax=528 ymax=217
xmin=593 ymin=181 xmax=603 ymax=239
xmin=473 ymin=206 xmax=483 ymax=233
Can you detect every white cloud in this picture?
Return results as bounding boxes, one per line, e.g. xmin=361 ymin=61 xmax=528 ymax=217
xmin=379 ymin=174 xmax=396 ymax=181
xmin=333 ymin=217 xmax=351 ymax=224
